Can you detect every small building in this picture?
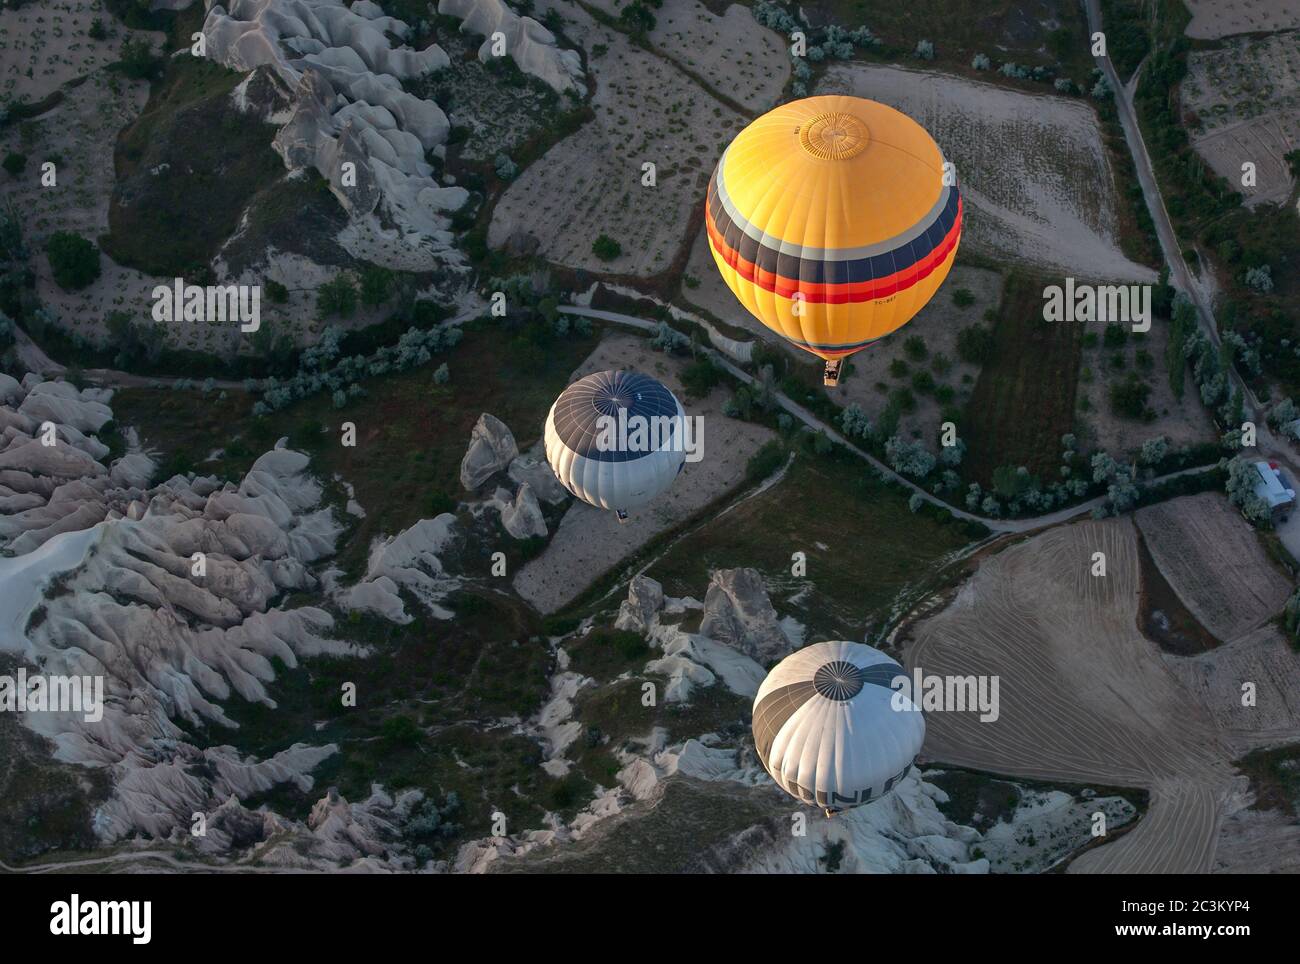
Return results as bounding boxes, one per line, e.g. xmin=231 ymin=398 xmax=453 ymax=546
xmin=1253 ymin=460 xmax=1296 ymax=518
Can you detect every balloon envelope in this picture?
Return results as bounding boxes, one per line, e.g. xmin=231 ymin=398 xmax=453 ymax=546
xmin=752 ymin=640 xmax=924 ymax=812
xmin=544 ymin=370 xmax=687 ymax=514
xmin=707 ymin=95 xmax=961 ymax=367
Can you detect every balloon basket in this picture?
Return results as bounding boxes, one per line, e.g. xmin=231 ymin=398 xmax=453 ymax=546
xmin=822 ymin=360 xmax=842 ymax=387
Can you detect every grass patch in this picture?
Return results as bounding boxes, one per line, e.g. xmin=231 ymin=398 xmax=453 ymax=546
xmin=645 ymin=451 xmax=974 ymax=641
xmin=962 ymin=271 xmax=1083 ymax=486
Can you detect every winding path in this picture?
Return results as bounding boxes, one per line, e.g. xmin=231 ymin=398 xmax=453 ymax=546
xmin=561 ymin=305 xmax=1217 ymax=535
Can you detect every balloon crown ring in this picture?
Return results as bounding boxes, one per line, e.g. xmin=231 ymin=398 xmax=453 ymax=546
xmin=798 ymin=113 xmax=869 ymax=160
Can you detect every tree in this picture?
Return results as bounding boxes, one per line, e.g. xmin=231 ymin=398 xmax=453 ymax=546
xmin=956 ymin=325 xmax=995 ymax=364
xmin=1244 ymin=264 xmax=1273 ymax=293
xmin=618 ymin=2 xmax=655 ymax=37
xmin=840 ymin=403 xmax=871 ymax=439
xmin=1139 ymin=436 xmax=1168 ymax=466
xmin=358 ymin=264 xmax=394 ymax=307
xmin=680 ymin=358 xmax=720 ymax=398
xmin=118 ymin=38 xmax=161 ymax=80
xmin=1224 ymin=457 xmax=1272 ymax=526
xmin=592 ymin=235 xmax=622 ymax=261
xmin=1109 ymin=375 xmax=1152 ymax=420
xmin=884 ymin=436 xmax=935 ymax=479
xmin=45 ymin=231 xmax=101 ymax=290
xmin=2 ymin=152 xmax=26 ymax=177
xmin=317 ymin=274 xmax=358 ymax=318
xmin=992 ymin=464 xmax=1032 ymax=499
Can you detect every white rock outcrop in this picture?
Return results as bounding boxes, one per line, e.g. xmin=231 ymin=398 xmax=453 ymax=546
xmin=0 ymin=378 xmax=357 ymax=843
xmin=497 ymin=481 xmax=547 ymax=539
xmin=203 ymin=0 xmax=468 ymax=256
xmin=437 ymin=0 xmax=586 ymax=95
xmin=614 ymin=574 xmax=664 ymax=633
xmin=459 ymin=412 xmax=518 ymax=490
xmin=507 ymin=450 xmax=567 ymax=504
xmin=698 ymin=567 xmax=793 ymax=664
xmin=329 ymin=513 xmax=460 ymax=622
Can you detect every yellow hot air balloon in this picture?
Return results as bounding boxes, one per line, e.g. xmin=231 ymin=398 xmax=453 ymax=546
xmin=706 ymin=95 xmax=962 ymax=386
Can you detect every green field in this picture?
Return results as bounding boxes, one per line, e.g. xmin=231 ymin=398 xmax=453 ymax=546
xmin=961 ymin=272 xmax=1083 ymax=486
xmin=644 ymin=449 xmax=977 ymax=643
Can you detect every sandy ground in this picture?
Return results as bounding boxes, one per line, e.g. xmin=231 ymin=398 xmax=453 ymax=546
xmin=582 ymin=0 xmax=788 ymax=113
xmin=906 ymin=518 xmax=1237 ymax=873
xmin=0 ymin=0 xmax=162 ymax=104
xmin=1075 ymin=321 xmax=1219 ymax=458
xmin=1165 ymin=623 xmax=1300 ymax=753
xmin=489 ymin=0 xmax=748 ymax=276
xmin=1213 ymin=804 xmax=1300 ymax=873
xmin=817 ymin=63 xmax=1156 ymax=283
xmin=0 ymin=66 xmax=159 ymax=350
xmin=1135 ymin=492 xmax=1293 ymax=643
xmin=1183 ymin=32 xmax=1300 ymax=208
xmin=1184 ymin=0 xmax=1300 ymax=38
xmin=512 ymin=331 xmax=775 ymax=613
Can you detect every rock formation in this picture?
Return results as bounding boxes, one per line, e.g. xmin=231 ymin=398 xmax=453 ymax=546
xmin=327 ymin=513 xmax=460 ymax=621
xmin=698 ymin=567 xmax=794 ymax=664
xmin=507 ymin=449 xmax=567 ymax=504
xmin=614 ymin=574 xmax=664 ymax=633
xmin=202 ymin=0 xmax=467 ymax=256
xmin=497 ymin=481 xmax=547 ymax=539
xmin=437 ymin=0 xmax=586 ymax=95
xmin=459 ymin=412 xmax=518 ymax=490
xmin=0 ymin=376 xmax=359 ymax=843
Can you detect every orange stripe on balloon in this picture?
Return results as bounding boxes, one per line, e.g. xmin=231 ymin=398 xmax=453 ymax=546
xmin=706 ymin=200 xmax=962 ymax=304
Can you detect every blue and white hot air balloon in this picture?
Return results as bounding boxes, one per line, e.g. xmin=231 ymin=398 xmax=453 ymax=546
xmin=752 ymin=641 xmax=925 ymax=815
xmin=544 ymin=370 xmax=688 ymax=521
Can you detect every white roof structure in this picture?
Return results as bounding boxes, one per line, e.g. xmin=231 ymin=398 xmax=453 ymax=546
xmin=1253 ymin=461 xmax=1295 ymax=510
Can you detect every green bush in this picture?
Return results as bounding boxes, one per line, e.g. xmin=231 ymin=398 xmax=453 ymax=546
xmin=116 ymin=37 xmax=161 ymax=80
xmin=951 ymin=288 xmax=975 ymax=308
xmin=591 ymin=235 xmax=622 ymax=261
xmin=2 ymin=152 xmax=26 ymax=177
xmin=317 ymin=274 xmax=358 ymax=318
xmin=1109 ymin=375 xmax=1153 ymax=420
xmin=359 ymin=264 xmax=394 ymax=306
xmin=680 ymin=357 xmax=721 ymax=398
xmin=45 ymin=231 xmax=101 ymax=290
xmin=956 ymin=325 xmax=994 ymax=364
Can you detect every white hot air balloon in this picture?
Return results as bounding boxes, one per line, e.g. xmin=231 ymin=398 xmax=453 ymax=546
xmin=752 ymin=640 xmax=924 ymax=814
xmin=544 ymin=370 xmax=688 ymax=521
